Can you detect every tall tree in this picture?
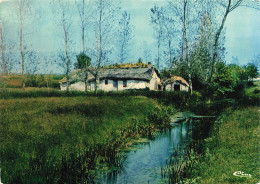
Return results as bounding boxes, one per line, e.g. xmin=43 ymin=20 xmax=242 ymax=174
xmin=0 ymin=18 xmax=16 ymax=74
xmin=143 ymin=41 xmax=152 ymax=63
xmin=75 ymin=52 xmax=91 ymax=91
xmin=251 ymin=54 xmax=260 ymax=71
xmin=208 ymin=0 xmax=260 ymax=82
xmin=14 ymin=0 xmax=35 ymax=88
xmin=150 ymin=5 xmax=164 ymax=70
xmin=168 ymin=0 xmax=199 ymax=93
xmin=75 ymin=0 xmax=90 ymax=53
xmin=192 ymin=13 xmax=215 ymax=85
xmin=118 ymin=11 xmax=133 ymax=63
xmin=92 ymin=0 xmax=120 ymax=92
xmin=0 ymin=20 xmax=7 ymax=74
xmin=52 ymin=0 xmax=74 ymax=92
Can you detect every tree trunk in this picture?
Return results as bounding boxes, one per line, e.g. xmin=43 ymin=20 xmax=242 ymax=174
xmin=64 ymin=26 xmax=70 ymax=92
xmin=85 ymin=70 xmax=88 ymax=92
xmin=183 ymin=0 xmax=192 ymax=93
xmin=19 ymin=10 xmax=25 ymax=89
xmin=95 ymin=70 xmax=99 ymax=93
xmin=157 ymin=38 xmax=160 ymax=70
xmin=95 ymin=1 xmax=102 ymax=94
xmin=208 ymin=0 xmax=231 ymax=83
xmin=82 ymin=0 xmax=86 ymax=53
xmin=0 ymin=24 xmax=7 ymax=74
xmin=168 ymin=39 xmax=172 ymax=66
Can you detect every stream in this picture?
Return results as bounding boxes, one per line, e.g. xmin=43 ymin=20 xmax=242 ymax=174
xmin=97 ymin=116 xmax=193 ymax=184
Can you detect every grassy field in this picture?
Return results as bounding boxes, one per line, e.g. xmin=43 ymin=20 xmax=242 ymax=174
xmin=182 ymin=81 xmax=260 ymax=184
xmin=197 ymin=106 xmax=259 ymax=183
xmin=0 ymin=95 xmax=173 ymax=183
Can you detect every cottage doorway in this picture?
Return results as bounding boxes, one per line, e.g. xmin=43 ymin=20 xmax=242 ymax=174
xmin=174 ymin=84 xmax=180 ymax=91
xmin=113 ymin=80 xmax=118 ymax=90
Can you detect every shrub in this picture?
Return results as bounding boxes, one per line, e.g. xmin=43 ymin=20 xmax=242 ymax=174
xmin=148 ymin=106 xmax=175 ymax=128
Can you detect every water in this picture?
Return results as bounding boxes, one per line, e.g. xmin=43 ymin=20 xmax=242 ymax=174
xmin=98 ymin=119 xmax=192 ymax=184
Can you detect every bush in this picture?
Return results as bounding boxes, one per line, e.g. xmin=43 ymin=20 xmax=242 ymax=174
xmin=23 ymin=74 xmax=61 ymax=88
xmin=148 ymin=106 xmax=175 ymax=128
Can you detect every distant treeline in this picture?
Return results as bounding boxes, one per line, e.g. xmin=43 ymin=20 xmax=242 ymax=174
xmin=0 ymin=74 xmax=65 ymax=88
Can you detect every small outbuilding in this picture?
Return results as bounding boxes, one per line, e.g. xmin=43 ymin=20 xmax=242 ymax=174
xmin=163 ymin=76 xmax=189 ymax=92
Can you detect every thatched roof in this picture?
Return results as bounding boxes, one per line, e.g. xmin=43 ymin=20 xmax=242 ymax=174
xmin=162 ymin=76 xmax=189 ymax=87
xmin=59 ymin=69 xmax=95 ymax=84
xmin=60 ymin=67 xmax=159 ymax=84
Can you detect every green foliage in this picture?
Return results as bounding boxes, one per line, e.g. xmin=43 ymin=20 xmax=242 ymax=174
xmin=74 ymin=52 xmax=91 ymax=69
xmin=148 ymin=106 xmax=175 ymax=128
xmin=138 ymin=57 xmax=143 ymax=63
xmin=244 ymin=63 xmax=258 ymax=80
xmin=212 ymin=62 xmax=235 ymax=97
xmin=24 ymin=74 xmax=61 ymax=88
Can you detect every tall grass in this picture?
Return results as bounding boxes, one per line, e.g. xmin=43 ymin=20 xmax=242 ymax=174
xmin=196 ymin=106 xmax=260 ymax=183
xmin=0 ymin=96 xmax=174 ymax=183
xmin=0 ymin=89 xmax=208 ymax=113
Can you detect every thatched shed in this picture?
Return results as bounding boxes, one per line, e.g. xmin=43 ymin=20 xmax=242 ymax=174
xmin=162 ymin=76 xmax=189 ymax=92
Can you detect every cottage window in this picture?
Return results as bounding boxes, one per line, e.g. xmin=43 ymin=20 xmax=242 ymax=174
xmin=105 ymin=79 xmax=108 ymax=85
xmin=123 ymin=80 xmax=127 ymax=87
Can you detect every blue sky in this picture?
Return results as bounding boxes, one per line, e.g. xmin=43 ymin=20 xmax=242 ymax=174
xmin=225 ymin=6 xmax=260 ymax=64
xmin=0 ymin=0 xmax=259 ymax=73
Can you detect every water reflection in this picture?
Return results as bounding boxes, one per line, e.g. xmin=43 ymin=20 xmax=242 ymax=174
xmin=98 ymin=119 xmax=192 ymax=184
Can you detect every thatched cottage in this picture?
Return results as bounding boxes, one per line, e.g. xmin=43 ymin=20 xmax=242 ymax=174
xmin=163 ymin=76 xmax=189 ymax=92
xmin=60 ymin=66 xmax=161 ymax=91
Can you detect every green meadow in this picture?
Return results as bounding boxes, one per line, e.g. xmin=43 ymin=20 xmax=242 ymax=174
xmin=0 ymin=95 xmax=173 ymax=183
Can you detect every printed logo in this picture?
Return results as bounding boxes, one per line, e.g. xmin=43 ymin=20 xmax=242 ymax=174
xmin=233 ymin=171 xmax=252 ymax=178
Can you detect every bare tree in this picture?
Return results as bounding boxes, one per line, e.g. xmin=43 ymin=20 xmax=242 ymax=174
xmin=143 ymin=41 xmax=152 ymax=63
xmin=168 ymin=0 xmax=199 ymax=93
xmin=251 ymin=54 xmax=260 ymax=71
xmin=151 ymin=6 xmax=178 ymax=68
xmin=118 ymin=11 xmax=133 ymax=63
xmin=0 ymin=24 xmax=16 ymax=74
xmin=75 ymin=0 xmax=90 ymax=53
xmin=52 ymin=0 xmax=74 ymax=92
xmin=150 ymin=5 xmax=164 ymax=70
xmin=92 ymin=0 xmax=120 ymax=92
xmin=13 ymin=0 xmax=35 ymax=88
xmin=208 ymin=0 xmax=260 ymax=82
xmin=0 ymin=21 xmax=7 ymax=74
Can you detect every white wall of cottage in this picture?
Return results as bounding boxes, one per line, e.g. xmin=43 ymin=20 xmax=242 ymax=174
xmin=149 ymin=71 xmax=160 ymax=90
xmin=165 ymin=82 xmax=189 ymax=92
xmin=70 ymin=82 xmax=85 ymax=91
xmin=60 ymin=70 xmax=161 ymax=91
xmin=60 ymin=83 xmax=67 ymax=91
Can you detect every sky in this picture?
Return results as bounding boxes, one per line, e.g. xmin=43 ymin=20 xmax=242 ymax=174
xmin=225 ymin=6 xmax=260 ymax=64
xmin=0 ymin=0 xmax=260 ymax=73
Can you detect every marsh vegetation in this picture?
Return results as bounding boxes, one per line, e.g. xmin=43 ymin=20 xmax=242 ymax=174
xmin=0 ymin=95 xmax=174 ymax=183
